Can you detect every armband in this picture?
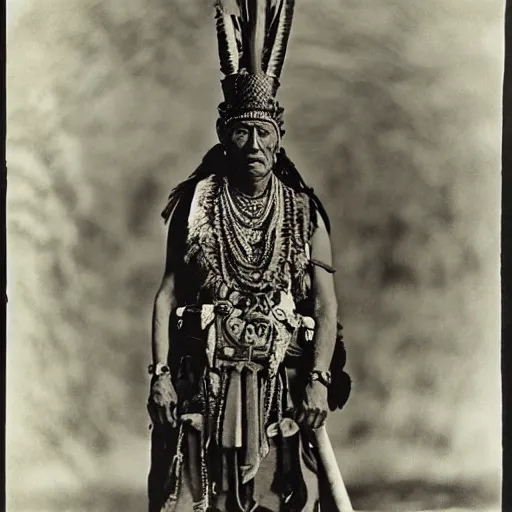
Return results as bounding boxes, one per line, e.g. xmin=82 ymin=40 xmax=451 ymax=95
xmin=310 ymin=259 xmax=336 ymax=274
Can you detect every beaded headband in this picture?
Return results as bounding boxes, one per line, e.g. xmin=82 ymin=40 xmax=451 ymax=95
xmin=214 ymin=0 xmax=296 ymax=136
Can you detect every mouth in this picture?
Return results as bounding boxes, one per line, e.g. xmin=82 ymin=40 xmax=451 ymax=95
xmin=245 ymin=157 xmax=264 ymax=165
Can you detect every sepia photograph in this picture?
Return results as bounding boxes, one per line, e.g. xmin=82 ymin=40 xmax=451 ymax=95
xmin=6 ymin=1 xmax=503 ymax=511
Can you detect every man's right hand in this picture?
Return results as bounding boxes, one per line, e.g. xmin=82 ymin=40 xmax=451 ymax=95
xmin=147 ymin=375 xmax=179 ymax=427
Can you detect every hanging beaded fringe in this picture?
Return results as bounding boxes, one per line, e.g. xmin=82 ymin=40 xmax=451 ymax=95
xmin=200 ymin=414 xmax=210 ymax=509
xmin=192 ymin=498 xmax=208 ymax=512
xmin=160 ymin=425 xmax=186 ymax=512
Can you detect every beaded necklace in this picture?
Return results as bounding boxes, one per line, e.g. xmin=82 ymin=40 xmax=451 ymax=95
xmin=217 ymin=175 xmax=287 ymax=290
xmin=186 ymin=174 xmax=313 ymax=299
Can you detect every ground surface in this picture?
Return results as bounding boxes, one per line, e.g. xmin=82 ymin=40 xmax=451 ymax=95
xmin=7 ymin=481 xmax=500 ymax=512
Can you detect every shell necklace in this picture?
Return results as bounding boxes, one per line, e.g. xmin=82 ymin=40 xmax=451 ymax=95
xmin=218 ymin=174 xmax=285 ymax=288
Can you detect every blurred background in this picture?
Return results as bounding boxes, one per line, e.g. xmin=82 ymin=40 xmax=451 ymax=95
xmin=6 ymin=0 xmax=503 ymax=511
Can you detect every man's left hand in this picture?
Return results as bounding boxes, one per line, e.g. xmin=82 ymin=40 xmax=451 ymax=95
xmin=296 ymin=380 xmax=329 ymax=429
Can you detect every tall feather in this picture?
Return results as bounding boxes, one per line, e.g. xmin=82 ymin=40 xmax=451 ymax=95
xmin=265 ymin=0 xmax=295 ymax=78
xmin=247 ymin=0 xmax=267 ymax=73
xmin=267 ymin=0 xmax=282 ymax=22
xmin=239 ymin=0 xmax=250 ymax=24
xmin=214 ymin=0 xmax=240 ymax=76
xmin=238 ymin=0 xmax=250 ymax=64
xmin=262 ymin=0 xmax=283 ymax=68
xmin=231 ymin=3 xmax=249 ymax=71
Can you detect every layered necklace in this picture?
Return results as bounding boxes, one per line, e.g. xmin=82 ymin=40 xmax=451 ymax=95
xmin=216 ymin=174 xmax=287 ymax=290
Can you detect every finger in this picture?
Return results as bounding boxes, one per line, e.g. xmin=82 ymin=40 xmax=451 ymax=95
xmin=308 ymin=408 xmax=323 ymax=429
xmin=172 ymin=404 xmax=178 ymax=427
xmin=311 ymin=409 xmax=323 ymax=429
xmin=302 ymin=409 xmax=312 ymax=428
xmin=170 ymin=402 xmax=179 ymax=426
xmin=166 ymin=404 xmax=179 ymax=428
xmin=296 ymin=408 xmax=306 ymax=425
xmin=164 ymin=404 xmax=174 ymax=425
xmin=313 ymin=410 xmax=326 ymax=429
xmin=306 ymin=409 xmax=319 ymax=429
xmin=157 ymin=406 xmax=168 ymax=426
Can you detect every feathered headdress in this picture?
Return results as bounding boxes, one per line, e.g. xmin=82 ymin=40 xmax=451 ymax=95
xmin=214 ymin=0 xmax=296 ymax=136
xmin=162 ymin=2 xmax=334 ymax=233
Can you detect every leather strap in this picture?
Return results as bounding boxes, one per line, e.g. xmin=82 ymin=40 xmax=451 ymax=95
xmin=310 ymin=259 xmax=336 ymax=274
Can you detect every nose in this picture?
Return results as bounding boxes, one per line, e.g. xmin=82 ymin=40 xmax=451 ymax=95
xmin=248 ymin=127 xmax=261 ymax=152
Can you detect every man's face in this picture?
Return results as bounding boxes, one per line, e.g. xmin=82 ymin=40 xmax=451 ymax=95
xmin=224 ymin=120 xmax=279 ymax=178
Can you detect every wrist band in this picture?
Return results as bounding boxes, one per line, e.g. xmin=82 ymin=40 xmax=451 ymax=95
xmin=148 ymin=363 xmax=171 ymax=376
xmin=309 ymin=370 xmax=332 ymax=387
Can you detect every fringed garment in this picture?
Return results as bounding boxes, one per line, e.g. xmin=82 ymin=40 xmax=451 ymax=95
xmin=148 ymin=174 xmax=338 ymax=512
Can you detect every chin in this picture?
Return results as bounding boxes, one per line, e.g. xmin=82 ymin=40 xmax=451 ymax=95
xmin=246 ymin=162 xmax=271 ymax=176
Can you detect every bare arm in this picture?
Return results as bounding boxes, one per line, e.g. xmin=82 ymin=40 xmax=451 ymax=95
xmin=151 ymin=273 xmax=176 ymax=369
xmin=310 ymin=213 xmax=338 ymax=373
xmin=148 ymin=214 xmax=181 ymax=427
xmin=298 ymin=213 xmax=338 ymax=429
xmin=151 ymin=211 xmax=181 ymax=370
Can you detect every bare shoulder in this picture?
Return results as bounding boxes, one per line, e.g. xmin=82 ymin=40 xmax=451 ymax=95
xmin=310 ymin=206 xmax=335 ymax=272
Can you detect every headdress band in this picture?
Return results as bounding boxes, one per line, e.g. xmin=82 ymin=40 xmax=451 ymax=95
xmin=214 ymin=0 xmax=296 ymax=135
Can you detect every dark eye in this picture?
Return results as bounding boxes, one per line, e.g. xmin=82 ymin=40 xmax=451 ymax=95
xmin=234 ymin=128 xmax=248 ymax=138
xmin=257 ymin=128 xmax=270 ymax=137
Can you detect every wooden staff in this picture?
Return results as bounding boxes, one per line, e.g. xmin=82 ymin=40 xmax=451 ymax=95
xmin=313 ymin=425 xmax=354 ymax=512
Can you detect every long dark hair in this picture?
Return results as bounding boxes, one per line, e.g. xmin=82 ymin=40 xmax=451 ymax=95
xmin=161 ymin=144 xmax=331 ymax=234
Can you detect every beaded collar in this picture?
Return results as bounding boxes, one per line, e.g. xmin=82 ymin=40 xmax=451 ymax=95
xmin=185 ymin=174 xmax=313 ymax=301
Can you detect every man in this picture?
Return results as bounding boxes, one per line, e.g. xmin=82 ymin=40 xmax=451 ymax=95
xmin=147 ymin=2 xmax=351 ymax=511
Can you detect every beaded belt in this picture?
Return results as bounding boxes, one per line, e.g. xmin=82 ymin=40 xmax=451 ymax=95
xmin=175 ymin=301 xmax=315 ymax=368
